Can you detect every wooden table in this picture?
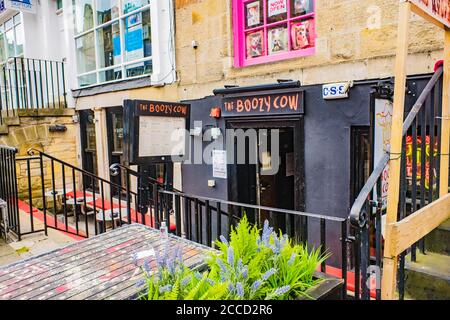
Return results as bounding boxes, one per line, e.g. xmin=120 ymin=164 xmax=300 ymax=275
xmin=0 ymin=225 xmax=213 ymax=300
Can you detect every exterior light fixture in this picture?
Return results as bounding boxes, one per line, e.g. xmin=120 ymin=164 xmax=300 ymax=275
xmin=49 ymin=125 xmax=67 ymax=133
xmin=210 ymin=107 xmax=221 ymax=119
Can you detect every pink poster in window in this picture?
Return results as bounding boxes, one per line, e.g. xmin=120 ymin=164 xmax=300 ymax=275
xmin=291 ymin=20 xmax=314 ymax=50
xmin=268 ymin=0 xmax=287 ymax=17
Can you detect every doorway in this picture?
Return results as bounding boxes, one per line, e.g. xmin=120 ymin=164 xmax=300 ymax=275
xmin=228 ymin=118 xmax=304 ymax=238
xmin=79 ymin=110 xmax=98 ymax=191
xmin=350 ymin=126 xmax=371 ymax=204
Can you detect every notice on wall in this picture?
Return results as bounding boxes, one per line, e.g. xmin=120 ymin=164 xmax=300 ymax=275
xmin=138 ymin=116 xmax=186 ymax=158
xmin=374 ymin=99 xmax=393 ymax=210
xmin=212 ymin=150 xmax=227 ymax=179
xmin=268 ymin=0 xmax=287 ymax=17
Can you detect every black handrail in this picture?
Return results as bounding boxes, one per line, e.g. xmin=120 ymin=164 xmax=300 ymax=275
xmin=159 ymin=189 xmax=347 ymax=223
xmin=349 ymin=65 xmax=444 ymax=227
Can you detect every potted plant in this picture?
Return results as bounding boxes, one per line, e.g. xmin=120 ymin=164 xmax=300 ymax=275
xmin=136 ymin=216 xmax=343 ymax=300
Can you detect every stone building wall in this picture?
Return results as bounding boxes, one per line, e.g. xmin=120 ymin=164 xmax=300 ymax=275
xmin=174 ymin=0 xmax=443 ymax=100
xmin=0 ymin=109 xmax=79 ymax=208
xmin=75 ymin=0 xmax=445 ymax=109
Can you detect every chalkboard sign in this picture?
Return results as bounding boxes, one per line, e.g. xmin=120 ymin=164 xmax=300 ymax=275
xmin=123 ymin=99 xmax=191 ymax=165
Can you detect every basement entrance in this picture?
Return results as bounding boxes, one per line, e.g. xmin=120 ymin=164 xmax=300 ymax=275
xmin=227 ymin=118 xmax=305 ymax=239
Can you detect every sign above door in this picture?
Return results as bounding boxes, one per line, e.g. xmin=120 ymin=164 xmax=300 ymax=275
xmin=221 ymin=89 xmax=304 ymax=117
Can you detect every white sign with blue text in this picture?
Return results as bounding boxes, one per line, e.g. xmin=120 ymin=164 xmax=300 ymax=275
xmin=3 ymin=0 xmax=36 ymax=14
xmin=322 ymin=82 xmax=352 ymax=100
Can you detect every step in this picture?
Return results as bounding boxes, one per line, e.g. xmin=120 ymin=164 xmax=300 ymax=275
xmin=425 ymin=219 xmax=450 ymax=255
xmin=0 ymin=124 xmax=8 ymax=135
xmin=404 ymin=252 xmax=450 ymax=300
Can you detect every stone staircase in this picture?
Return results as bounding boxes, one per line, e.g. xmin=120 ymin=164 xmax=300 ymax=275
xmin=0 ymin=113 xmax=20 ymax=135
xmin=404 ymin=219 xmax=450 ymax=300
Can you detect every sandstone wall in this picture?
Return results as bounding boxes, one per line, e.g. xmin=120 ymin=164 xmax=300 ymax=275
xmin=0 ymin=109 xmax=79 ymax=208
xmin=75 ymin=0 xmax=445 ymax=109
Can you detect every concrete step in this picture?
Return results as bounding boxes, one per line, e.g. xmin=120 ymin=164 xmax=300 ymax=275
xmin=0 ymin=124 xmax=8 ymax=135
xmin=425 ymin=219 xmax=450 ymax=255
xmin=405 ymin=252 xmax=450 ymax=300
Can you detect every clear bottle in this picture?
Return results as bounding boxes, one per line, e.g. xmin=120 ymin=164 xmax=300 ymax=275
xmin=160 ymin=221 xmax=169 ymax=242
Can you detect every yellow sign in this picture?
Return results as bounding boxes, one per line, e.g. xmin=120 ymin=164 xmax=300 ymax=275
xmin=409 ymin=0 xmax=450 ymax=28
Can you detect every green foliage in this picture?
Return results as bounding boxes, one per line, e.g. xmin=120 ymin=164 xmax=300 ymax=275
xmin=139 ymin=215 xmax=329 ymax=300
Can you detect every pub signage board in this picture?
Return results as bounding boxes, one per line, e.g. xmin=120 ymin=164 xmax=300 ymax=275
xmin=408 ymin=0 xmax=450 ymax=28
xmin=123 ymin=99 xmax=191 ymax=165
xmin=221 ymin=89 xmax=305 ymax=117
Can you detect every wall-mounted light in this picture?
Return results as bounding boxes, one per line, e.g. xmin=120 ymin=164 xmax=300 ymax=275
xmin=49 ymin=125 xmax=67 ymax=133
xmin=210 ymin=107 xmax=221 ymax=119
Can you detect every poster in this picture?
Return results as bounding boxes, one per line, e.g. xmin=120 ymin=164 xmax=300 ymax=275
xmin=374 ymin=99 xmax=393 ymax=210
xmin=405 ymin=136 xmax=439 ymax=190
xmin=246 ymin=31 xmax=264 ymax=58
xmin=292 ymin=0 xmax=312 ymax=16
xmin=125 ymin=13 xmax=144 ymax=63
xmin=291 ymin=21 xmax=311 ymax=50
xmin=268 ymin=0 xmax=287 ymax=17
xmin=409 ymin=0 xmax=450 ymax=28
xmin=212 ymin=150 xmax=227 ymax=179
xmin=268 ymin=27 xmax=288 ymax=54
xmin=246 ymin=1 xmax=261 ymax=27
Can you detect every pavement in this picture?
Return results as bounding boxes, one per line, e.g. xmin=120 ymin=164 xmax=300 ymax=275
xmin=0 ymin=209 xmax=77 ymax=267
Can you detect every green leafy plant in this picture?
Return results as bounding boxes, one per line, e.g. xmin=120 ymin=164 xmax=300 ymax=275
xmin=138 ymin=215 xmax=329 ymax=300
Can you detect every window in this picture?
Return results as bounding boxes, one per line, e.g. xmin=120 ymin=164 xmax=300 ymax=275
xmin=73 ymin=0 xmax=152 ymax=87
xmin=233 ymin=0 xmax=316 ymax=67
xmin=0 ymin=14 xmax=24 ymax=64
xmin=56 ymin=0 xmax=63 ymax=11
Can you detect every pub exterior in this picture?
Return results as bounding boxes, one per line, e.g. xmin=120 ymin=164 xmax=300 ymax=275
xmin=0 ymin=0 xmax=448 ymax=300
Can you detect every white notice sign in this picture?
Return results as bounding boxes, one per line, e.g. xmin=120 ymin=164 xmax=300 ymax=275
xmin=268 ymin=0 xmax=287 ymax=17
xmin=212 ymin=150 xmax=227 ymax=179
xmin=138 ymin=116 xmax=186 ymax=158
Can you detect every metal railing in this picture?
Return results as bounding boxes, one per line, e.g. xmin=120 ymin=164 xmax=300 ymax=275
xmin=349 ymin=65 xmax=445 ymax=300
xmin=0 ymin=146 xmax=20 ymax=240
xmin=0 ymin=57 xmax=67 ymax=125
xmin=110 ymin=163 xmax=350 ymax=299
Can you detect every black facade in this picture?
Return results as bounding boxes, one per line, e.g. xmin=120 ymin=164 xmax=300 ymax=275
xmin=180 ymin=75 xmax=432 ymax=264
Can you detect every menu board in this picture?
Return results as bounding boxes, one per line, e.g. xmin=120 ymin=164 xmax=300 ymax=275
xmin=123 ymin=99 xmax=190 ymax=164
xmin=138 ymin=116 xmax=186 ymax=158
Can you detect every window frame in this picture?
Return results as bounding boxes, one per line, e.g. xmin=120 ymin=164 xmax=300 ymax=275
xmin=232 ymin=0 xmax=316 ymax=68
xmin=73 ymin=0 xmax=153 ymax=87
xmin=0 ymin=13 xmax=24 ymax=64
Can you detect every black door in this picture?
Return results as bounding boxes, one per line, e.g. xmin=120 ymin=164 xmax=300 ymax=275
xmin=350 ymin=126 xmax=371 ymax=204
xmin=79 ymin=110 xmax=98 ymax=191
xmin=106 ymin=107 xmax=125 ymax=196
xmin=228 ymin=118 xmax=304 ymax=238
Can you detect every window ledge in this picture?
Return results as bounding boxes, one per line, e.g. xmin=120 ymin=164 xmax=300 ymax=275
xmin=72 ymin=76 xmax=153 ymax=98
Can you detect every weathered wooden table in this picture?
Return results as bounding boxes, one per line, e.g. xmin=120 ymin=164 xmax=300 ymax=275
xmin=0 ymin=224 xmax=213 ymax=300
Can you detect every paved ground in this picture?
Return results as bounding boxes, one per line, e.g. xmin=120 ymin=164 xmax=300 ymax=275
xmin=0 ymin=210 xmax=76 ymax=267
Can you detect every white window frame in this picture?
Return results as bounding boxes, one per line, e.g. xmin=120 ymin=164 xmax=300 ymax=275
xmin=74 ymin=0 xmax=154 ymax=87
xmin=0 ymin=13 xmax=24 ymax=64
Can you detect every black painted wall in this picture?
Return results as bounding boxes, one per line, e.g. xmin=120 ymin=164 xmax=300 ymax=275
xmin=180 ymin=76 xmax=433 ymax=265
